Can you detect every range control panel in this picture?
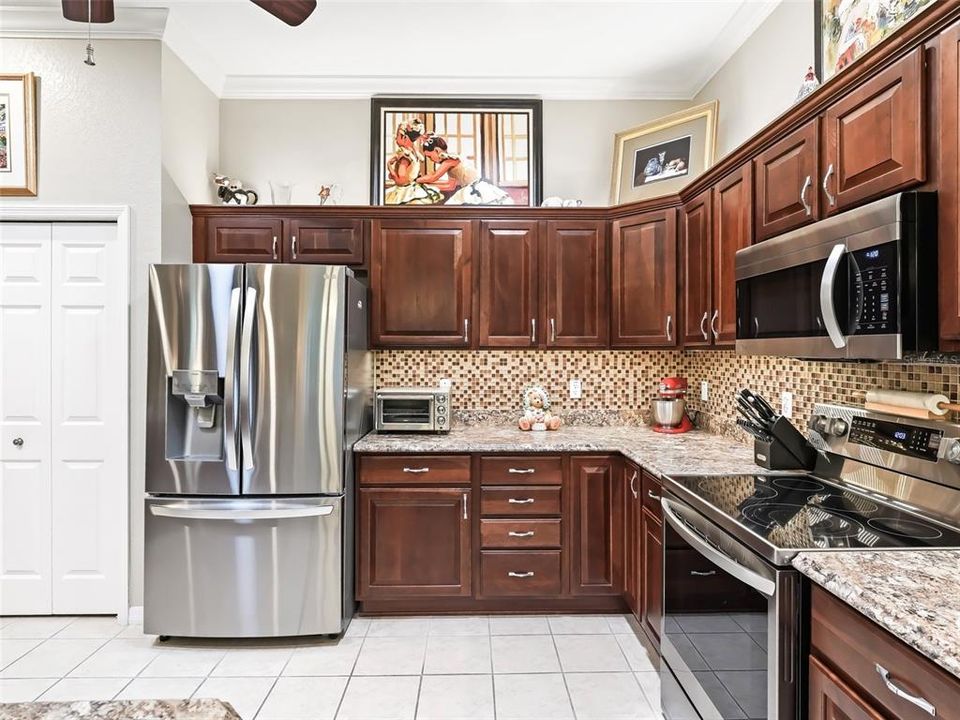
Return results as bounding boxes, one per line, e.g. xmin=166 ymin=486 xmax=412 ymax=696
xmin=848 ymin=416 xmax=943 ymax=462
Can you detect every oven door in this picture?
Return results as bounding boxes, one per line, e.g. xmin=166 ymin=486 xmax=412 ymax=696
xmin=376 ymin=395 xmax=436 ymax=432
xmin=660 ymin=493 xmax=801 ymax=720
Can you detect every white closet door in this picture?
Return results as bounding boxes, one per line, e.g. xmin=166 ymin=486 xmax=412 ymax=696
xmin=50 ymin=223 xmax=124 ymax=614
xmin=0 ymin=223 xmax=53 ymax=614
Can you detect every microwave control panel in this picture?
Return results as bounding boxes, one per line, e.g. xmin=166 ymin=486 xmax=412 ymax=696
xmin=850 ymin=242 xmax=899 ymax=334
xmin=848 ymin=416 xmax=943 ymax=462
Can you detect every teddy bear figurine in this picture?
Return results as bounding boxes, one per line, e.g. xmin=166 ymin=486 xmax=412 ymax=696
xmin=518 ymin=386 xmax=562 ymax=432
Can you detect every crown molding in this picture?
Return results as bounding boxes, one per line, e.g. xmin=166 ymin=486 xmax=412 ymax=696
xmin=0 ymin=4 xmax=168 ymax=39
xmin=219 ymin=74 xmax=696 ymax=101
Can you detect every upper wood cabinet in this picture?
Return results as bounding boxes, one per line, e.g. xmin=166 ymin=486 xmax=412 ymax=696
xmin=477 ymin=220 xmax=539 ymax=348
xmin=370 ymin=219 xmax=474 ymax=347
xmin=197 ymin=215 xmax=364 ymax=265
xmin=680 ymin=189 xmax=713 ymax=347
xmin=823 ymin=48 xmax=926 ymax=214
xmin=712 ymin=163 xmax=753 ymax=345
xmin=939 ymin=20 xmax=960 ymax=352
xmin=753 ymin=119 xmax=820 ymax=242
xmin=543 ymin=220 xmax=608 ymax=348
xmin=569 ymin=456 xmax=623 ymax=596
xmin=286 ymin=217 xmax=364 ymax=264
xmin=610 ymin=209 xmax=678 ymax=347
xmin=203 ymin=216 xmax=283 ymax=263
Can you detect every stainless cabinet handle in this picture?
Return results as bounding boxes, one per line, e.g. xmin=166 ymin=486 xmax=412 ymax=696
xmin=823 ymin=163 xmax=836 ymax=207
xmin=402 ymin=467 xmax=430 ymax=474
xmin=800 ymin=175 xmax=813 ymax=216
xmin=690 ymin=570 xmax=717 ymax=577
xmin=508 ymin=468 xmax=535 ymax=474
xmin=508 ymin=571 xmax=535 ymax=578
xmin=629 ymin=470 xmax=639 ymax=499
xmin=508 ymin=531 xmax=535 ymax=538
xmin=12 ymin=437 xmax=24 ymax=448
xmin=530 ymin=318 xmax=536 ymax=344
xmin=462 ymin=492 xmax=468 ymax=520
xmin=648 ymin=490 xmax=661 ymax=502
xmin=291 ymin=235 xmax=298 ymax=260
xmin=875 ymin=664 xmax=936 ymax=716
xmin=271 ymin=235 xmax=278 ymax=260
xmin=463 ymin=318 xmax=469 ymax=343
xmin=665 ymin=314 xmax=672 ymax=343
xmin=508 ymin=498 xmax=535 ymax=504
xmin=710 ymin=310 xmax=719 ymax=341
xmin=550 ymin=317 xmax=557 ymax=343
xmin=700 ymin=311 xmax=709 ymax=341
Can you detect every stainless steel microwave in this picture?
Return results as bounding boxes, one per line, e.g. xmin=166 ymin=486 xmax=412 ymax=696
xmin=375 ymin=387 xmax=451 ymax=433
xmin=735 ymin=192 xmax=938 ymax=360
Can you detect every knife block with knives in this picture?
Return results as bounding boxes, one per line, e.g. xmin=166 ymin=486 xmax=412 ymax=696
xmin=737 ymin=389 xmax=816 ymax=471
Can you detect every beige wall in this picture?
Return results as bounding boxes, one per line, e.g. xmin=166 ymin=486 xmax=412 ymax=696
xmin=693 ymin=0 xmax=815 ymax=159
xmin=219 ymin=98 xmax=688 ymax=207
xmin=0 ymin=38 xmax=162 ymax=608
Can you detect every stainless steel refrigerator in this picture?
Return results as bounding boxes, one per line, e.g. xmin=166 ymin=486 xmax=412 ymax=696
xmin=143 ymin=263 xmax=371 ymax=638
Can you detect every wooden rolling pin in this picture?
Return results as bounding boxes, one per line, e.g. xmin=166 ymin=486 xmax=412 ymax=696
xmin=864 ymin=390 xmax=960 ymax=420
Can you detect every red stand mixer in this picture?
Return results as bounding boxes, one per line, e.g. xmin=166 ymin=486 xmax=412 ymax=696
xmin=651 ymin=377 xmax=695 ymax=434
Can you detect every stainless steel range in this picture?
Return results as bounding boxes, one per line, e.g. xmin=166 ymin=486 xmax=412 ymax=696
xmin=659 ymin=403 xmax=960 ymax=720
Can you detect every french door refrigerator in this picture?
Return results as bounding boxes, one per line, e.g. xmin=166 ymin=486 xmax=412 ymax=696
xmin=143 ymin=263 xmax=371 ymax=638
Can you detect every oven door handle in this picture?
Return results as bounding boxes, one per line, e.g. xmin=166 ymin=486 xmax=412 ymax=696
xmin=661 ymin=498 xmax=776 ymax=598
xmin=819 ymin=243 xmax=847 ymax=350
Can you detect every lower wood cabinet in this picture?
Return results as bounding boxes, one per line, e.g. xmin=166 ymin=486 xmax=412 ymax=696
xmin=809 ymin=656 xmax=884 ymax=720
xmin=640 ymin=506 xmax=663 ymax=643
xmin=569 ymin=455 xmax=623 ymax=596
xmin=479 ymin=551 xmax=562 ymax=598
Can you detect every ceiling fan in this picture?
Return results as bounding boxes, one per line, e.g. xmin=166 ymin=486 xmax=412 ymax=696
xmin=61 ymin=0 xmax=318 ymax=27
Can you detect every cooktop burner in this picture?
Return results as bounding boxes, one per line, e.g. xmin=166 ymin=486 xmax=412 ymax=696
xmin=668 ymin=474 xmax=960 ymax=555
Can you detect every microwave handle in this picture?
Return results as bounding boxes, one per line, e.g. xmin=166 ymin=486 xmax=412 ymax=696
xmin=819 ymin=243 xmax=847 ymax=350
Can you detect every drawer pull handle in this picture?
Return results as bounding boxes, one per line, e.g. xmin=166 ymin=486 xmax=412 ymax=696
xmin=648 ymin=490 xmax=661 ymax=502
xmin=690 ymin=570 xmax=716 ymax=577
xmin=508 ymin=498 xmax=535 ymax=504
xmin=876 ymin=664 xmax=936 ymax=716
xmin=508 ymin=468 xmax=535 ymax=474
xmin=508 ymin=571 xmax=535 ymax=578
xmin=508 ymin=531 xmax=535 ymax=538
xmin=402 ymin=467 xmax=430 ymax=473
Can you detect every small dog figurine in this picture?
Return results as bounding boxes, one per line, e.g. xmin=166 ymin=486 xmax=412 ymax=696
xmin=214 ymin=174 xmax=258 ymax=205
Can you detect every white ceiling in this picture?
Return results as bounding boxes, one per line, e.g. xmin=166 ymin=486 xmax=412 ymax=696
xmin=1 ymin=0 xmax=784 ymax=99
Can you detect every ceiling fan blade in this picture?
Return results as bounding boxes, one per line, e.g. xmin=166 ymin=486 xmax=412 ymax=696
xmin=250 ymin=0 xmax=317 ymax=26
xmin=61 ymin=0 xmax=115 ymax=23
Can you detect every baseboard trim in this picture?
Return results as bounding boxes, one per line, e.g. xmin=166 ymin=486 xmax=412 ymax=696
xmin=127 ymin=606 xmax=144 ymax=625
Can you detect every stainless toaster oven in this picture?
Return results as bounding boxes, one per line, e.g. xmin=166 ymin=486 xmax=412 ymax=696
xmin=375 ymin=387 xmax=451 ymax=433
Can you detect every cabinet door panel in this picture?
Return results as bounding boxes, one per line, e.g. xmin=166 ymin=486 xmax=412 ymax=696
xmin=712 ymin=164 xmax=753 ymax=345
xmin=610 ymin=210 xmax=677 ymax=347
xmin=754 ymin=120 xmax=820 ymax=241
xmin=641 ymin=507 xmax=662 ymax=644
xmin=680 ymin=190 xmax=712 ymax=347
xmin=286 ymin=218 xmax=364 ymax=264
xmin=623 ymin=463 xmax=641 ymax=618
xmin=570 ymin=456 xmax=623 ymax=596
xmin=809 ymin=656 xmax=885 ymax=720
xmin=204 ymin=217 xmax=281 ymax=263
xmin=940 ymin=20 xmax=960 ymax=350
xmin=370 ymin=220 xmax=473 ymax=347
xmin=543 ymin=221 xmax=608 ymax=348
xmin=824 ymin=48 xmax=925 ymax=214
xmin=478 ymin=220 xmax=539 ymax=348
xmin=358 ymin=488 xmax=471 ymax=599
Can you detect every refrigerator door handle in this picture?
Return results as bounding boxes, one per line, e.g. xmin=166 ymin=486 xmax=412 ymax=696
xmin=224 ymin=287 xmax=242 ymax=471
xmin=149 ymin=502 xmax=335 ymax=521
xmin=239 ymin=286 xmax=258 ymax=471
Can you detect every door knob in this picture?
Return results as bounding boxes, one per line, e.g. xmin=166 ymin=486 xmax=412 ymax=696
xmin=12 ymin=437 xmax=24 ymax=447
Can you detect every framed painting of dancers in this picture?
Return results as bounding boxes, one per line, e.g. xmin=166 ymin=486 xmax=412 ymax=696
xmin=370 ymin=97 xmax=543 ymax=206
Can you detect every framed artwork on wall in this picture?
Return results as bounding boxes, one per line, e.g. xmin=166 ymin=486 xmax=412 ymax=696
xmin=815 ymin=0 xmax=937 ymax=82
xmin=0 ymin=73 xmax=37 ymax=197
xmin=610 ymin=101 xmax=718 ymax=205
xmin=370 ymin=97 xmax=543 ymax=207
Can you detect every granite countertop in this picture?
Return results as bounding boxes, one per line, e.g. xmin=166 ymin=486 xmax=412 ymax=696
xmin=793 ymin=550 xmax=960 ymax=679
xmin=355 ymin=424 xmax=761 ymax=478
xmin=0 ymin=699 xmax=239 ymax=720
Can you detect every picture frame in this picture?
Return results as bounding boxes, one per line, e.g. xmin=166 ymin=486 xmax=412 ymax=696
xmin=610 ymin=101 xmax=718 ymax=206
xmin=0 ymin=72 xmax=38 ymax=197
xmin=370 ymin=96 xmax=542 ymax=207
xmin=815 ymin=0 xmax=937 ymax=82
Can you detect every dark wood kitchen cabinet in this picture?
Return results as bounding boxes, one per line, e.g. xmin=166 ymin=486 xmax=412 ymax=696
xmin=543 ymin=220 xmax=608 ymax=348
xmin=940 ymin=20 xmax=960 ymax=351
xmin=202 ymin=216 xmax=284 ymax=262
xmin=370 ymin=219 xmax=474 ymax=347
xmin=477 ymin=220 xmax=540 ymax=348
xmin=285 ymin=217 xmax=364 ymax=264
xmin=610 ymin=209 xmax=678 ymax=347
xmin=679 ymin=189 xmax=713 ymax=347
xmin=640 ymin=471 xmax=663 ymax=644
xmin=623 ymin=462 xmax=642 ymax=618
xmin=197 ymin=215 xmax=363 ymax=264
xmin=711 ymin=163 xmax=753 ymax=345
xmin=753 ymin=119 xmax=820 ymax=242
xmin=569 ymin=455 xmax=623 ymax=596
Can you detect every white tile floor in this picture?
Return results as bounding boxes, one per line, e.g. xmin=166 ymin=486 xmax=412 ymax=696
xmin=0 ymin=614 xmax=662 ymax=719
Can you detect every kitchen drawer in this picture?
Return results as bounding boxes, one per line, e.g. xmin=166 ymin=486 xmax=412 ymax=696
xmin=481 ymin=519 xmax=562 ymax=549
xmin=641 ymin=471 xmax=663 ymax=517
xmin=359 ymin=455 xmax=471 ymax=486
xmin=812 ymin=586 xmax=960 ymax=720
xmin=481 ymin=486 xmax=561 ymax=516
xmin=480 ymin=551 xmax=562 ymax=597
xmin=480 ymin=456 xmax=563 ymax=486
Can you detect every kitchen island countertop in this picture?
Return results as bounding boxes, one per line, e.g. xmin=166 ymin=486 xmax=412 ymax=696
xmin=0 ymin=699 xmax=240 ymax=720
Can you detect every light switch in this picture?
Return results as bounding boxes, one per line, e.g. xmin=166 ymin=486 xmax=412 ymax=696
xmin=569 ymin=379 xmax=582 ymax=400
xmin=700 ymin=381 xmax=709 ymax=401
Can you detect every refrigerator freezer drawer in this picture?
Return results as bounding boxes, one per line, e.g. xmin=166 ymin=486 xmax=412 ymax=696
xmin=144 ymin=496 xmax=343 ymax=638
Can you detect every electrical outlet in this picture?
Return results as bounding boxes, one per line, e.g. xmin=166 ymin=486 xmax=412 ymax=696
xmin=700 ymin=381 xmax=709 ymax=401
xmin=569 ymin=378 xmax=582 ymax=400
xmin=781 ymin=391 xmax=794 ymax=419
xmin=438 ymin=378 xmax=452 ymax=390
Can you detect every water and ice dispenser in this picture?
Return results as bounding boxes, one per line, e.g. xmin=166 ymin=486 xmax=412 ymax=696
xmin=165 ymin=368 xmax=225 ymax=460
